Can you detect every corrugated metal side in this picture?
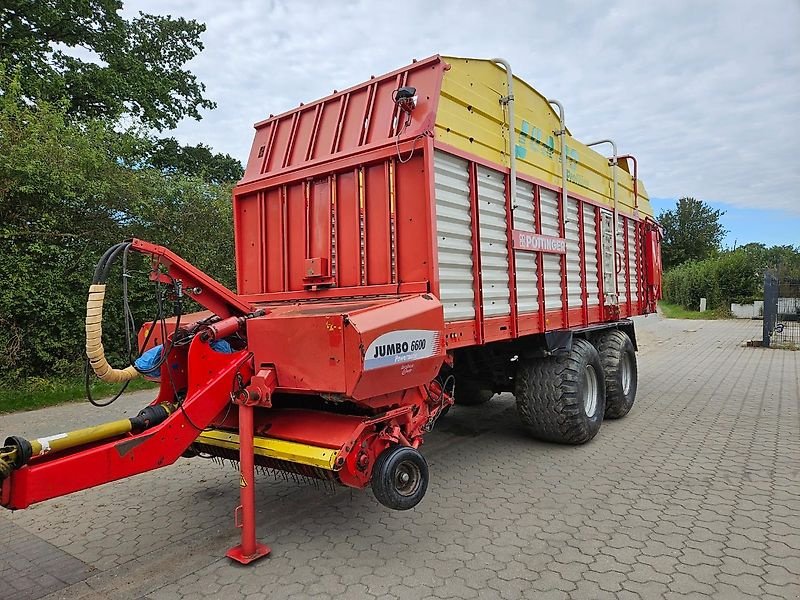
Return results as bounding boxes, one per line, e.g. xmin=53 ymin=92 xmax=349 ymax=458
xmin=628 ymin=219 xmax=639 ymax=302
xmin=539 ymin=188 xmax=562 ymax=311
xmin=513 ymin=180 xmax=538 ymax=313
xmin=600 ymin=209 xmax=616 ymax=304
xmin=477 ymin=166 xmax=511 ymax=317
xmin=616 ymin=217 xmax=628 ymax=305
xmin=565 ymin=198 xmax=582 ymax=308
xmin=434 ymin=151 xmax=475 ymax=321
xmin=583 ymin=204 xmax=601 ymax=306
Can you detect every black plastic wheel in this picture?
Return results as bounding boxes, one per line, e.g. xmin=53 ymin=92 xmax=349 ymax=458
xmin=515 ymin=338 xmax=606 ymax=444
xmin=595 ymin=330 xmax=638 ymax=419
xmin=454 ymin=376 xmax=494 ymax=406
xmin=371 ymin=445 xmax=429 ymax=510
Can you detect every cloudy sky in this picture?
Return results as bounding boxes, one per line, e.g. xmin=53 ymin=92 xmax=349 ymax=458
xmin=126 ymin=0 xmax=800 ymax=245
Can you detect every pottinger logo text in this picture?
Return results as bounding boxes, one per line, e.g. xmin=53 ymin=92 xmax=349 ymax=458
xmin=512 ymin=230 xmax=567 ymax=254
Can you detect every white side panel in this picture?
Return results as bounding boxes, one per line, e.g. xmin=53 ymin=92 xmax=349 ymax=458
xmin=434 ymin=151 xmax=475 ymax=321
xmin=616 ymin=217 xmax=628 ymax=305
xmin=513 ymin=180 xmax=538 ymax=314
xmin=628 ymin=219 xmax=639 ymax=302
xmin=583 ymin=204 xmax=600 ymax=306
xmin=477 ymin=166 xmax=511 ymax=317
xmin=539 ymin=188 xmax=562 ymax=311
xmin=565 ymin=198 xmax=582 ymax=308
xmin=600 ymin=209 xmax=617 ymax=305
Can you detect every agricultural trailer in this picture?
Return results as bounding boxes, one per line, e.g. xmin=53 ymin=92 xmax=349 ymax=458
xmin=0 ymin=55 xmax=662 ymax=564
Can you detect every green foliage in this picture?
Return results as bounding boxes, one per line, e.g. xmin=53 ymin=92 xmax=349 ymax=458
xmin=663 ymin=260 xmax=721 ymax=311
xmin=662 ymin=245 xmax=800 ymax=312
xmin=658 ymin=197 xmax=727 ymax=269
xmin=0 ymin=0 xmax=214 ymax=130
xmin=0 ymin=67 xmax=240 ymax=381
xmin=737 ymin=243 xmax=800 ymax=279
xmin=658 ymin=302 xmax=727 ymax=320
xmin=149 ymin=138 xmax=244 ymax=185
xmin=0 ymin=2 xmax=243 ymax=407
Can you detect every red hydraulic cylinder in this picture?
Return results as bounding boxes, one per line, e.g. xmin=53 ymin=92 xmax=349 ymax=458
xmin=226 ymin=401 xmax=270 ymax=564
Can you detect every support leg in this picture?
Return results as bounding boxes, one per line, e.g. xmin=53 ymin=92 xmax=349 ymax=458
xmin=226 ymin=402 xmax=270 ymax=564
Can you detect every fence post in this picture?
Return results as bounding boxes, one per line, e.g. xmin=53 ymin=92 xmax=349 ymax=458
xmin=762 ymin=269 xmax=778 ymax=348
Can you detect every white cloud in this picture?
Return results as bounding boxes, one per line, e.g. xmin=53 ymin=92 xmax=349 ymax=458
xmin=125 ymin=0 xmax=800 ymax=214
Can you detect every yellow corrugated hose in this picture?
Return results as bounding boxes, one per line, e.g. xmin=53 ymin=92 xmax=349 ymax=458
xmin=85 ymin=283 xmax=139 ymax=383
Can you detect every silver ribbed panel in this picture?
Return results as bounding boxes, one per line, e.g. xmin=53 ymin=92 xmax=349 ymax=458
xmin=513 ymin=180 xmax=538 ymax=314
xmin=434 ymin=151 xmax=475 ymax=321
xmin=477 ymin=166 xmax=511 ymax=317
xmin=539 ymin=188 xmax=563 ymax=311
xmin=616 ymin=217 xmax=628 ymax=304
xmin=600 ymin=209 xmax=617 ymax=304
xmin=565 ymin=198 xmax=582 ymax=308
xmin=583 ymin=204 xmax=600 ymax=306
xmin=628 ymin=219 xmax=639 ymax=302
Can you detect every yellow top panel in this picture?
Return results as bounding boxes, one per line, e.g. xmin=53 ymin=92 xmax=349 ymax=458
xmin=435 ymin=57 xmax=652 ymax=218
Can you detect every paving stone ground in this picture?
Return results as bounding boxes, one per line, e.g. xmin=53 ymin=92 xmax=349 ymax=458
xmin=1 ymin=315 xmax=798 ymax=600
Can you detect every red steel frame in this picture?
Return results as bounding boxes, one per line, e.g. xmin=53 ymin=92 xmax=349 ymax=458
xmin=468 ymin=161 xmax=485 ymax=345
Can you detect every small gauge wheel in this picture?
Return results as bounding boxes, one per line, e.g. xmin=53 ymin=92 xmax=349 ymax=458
xmin=371 ymin=445 xmax=429 ymax=510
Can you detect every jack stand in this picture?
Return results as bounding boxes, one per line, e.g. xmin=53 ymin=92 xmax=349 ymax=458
xmin=226 ymin=402 xmax=270 ymax=564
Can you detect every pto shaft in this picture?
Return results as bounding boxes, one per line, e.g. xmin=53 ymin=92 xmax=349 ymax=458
xmin=0 ymin=403 xmax=174 ymax=480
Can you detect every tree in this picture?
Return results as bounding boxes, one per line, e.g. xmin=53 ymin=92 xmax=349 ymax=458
xmin=148 ymin=137 xmax=244 ymax=185
xmin=738 ymin=243 xmax=800 ymax=278
xmin=0 ymin=0 xmax=214 ymax=130
xmin=0 ymin=70 xmax=235 ymax=378
xmin=658 ymin=197 xmax=726 ymax=269
xmin=0 ymin=4 xmax=244 ymax=381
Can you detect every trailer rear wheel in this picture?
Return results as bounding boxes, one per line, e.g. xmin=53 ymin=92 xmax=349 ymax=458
xmin=371 ymin=445 xmax=429 ymax=510
xmin=515 ymin=338 xmax=606 ymax=444
xmin=454 ymin=376 xmax=494 ymax=406
xmin=596 ymin=330 xmax=637 ymax=419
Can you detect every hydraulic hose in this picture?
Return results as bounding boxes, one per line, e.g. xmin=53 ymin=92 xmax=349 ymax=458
xmin=85 ymin=242 xmax=139 ymax=384
xmin=85 ymin=283 xmax=139 ymax=383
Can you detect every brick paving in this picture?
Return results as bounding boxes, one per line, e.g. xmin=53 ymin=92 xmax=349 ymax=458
xmin=0 ymin=314 xmax=798 ymax=599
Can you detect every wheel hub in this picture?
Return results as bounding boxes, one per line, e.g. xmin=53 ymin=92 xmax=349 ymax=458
xmin=583 ymin=364 xmax=599 ymax=417
xmin=620 ymin=352 xmax=632 ymax=396
xmin=394 ymin=460 xmax=421 ymax=496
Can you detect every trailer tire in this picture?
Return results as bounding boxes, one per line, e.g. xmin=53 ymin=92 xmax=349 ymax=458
xmin=371 ymin=445 xmax=429 ymax=510
xmin=515 ymin=338 xmax=605 ymax=444
xmin=596 ymin=330 xmax=637 ymax=419
xmin=454 ymin=377 xmax=494 ymax=406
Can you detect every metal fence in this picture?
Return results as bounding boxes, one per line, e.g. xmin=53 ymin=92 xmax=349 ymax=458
xmin=763 ymin=269 xmax=800 ymax=348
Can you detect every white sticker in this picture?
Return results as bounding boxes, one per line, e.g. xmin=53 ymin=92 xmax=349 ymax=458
xmin=35 ymin=433 xmax=68 ymax=455
xmin=364 ymin=330 xmax=441 ymax=371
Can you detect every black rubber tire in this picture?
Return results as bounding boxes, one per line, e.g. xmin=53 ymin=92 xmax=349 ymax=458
xmin=371 ymin=445 xmax=429 ymax=510
xmin=515 ymin=338 xmax=606 ymax=444
xmin=454 ymin=376 xmax=494 ymax=406
xmin=595 ymin=330 xmax=638 ymax=419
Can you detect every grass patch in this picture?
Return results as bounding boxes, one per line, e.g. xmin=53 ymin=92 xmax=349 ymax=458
xmin=658 ymin=301 xmax=729 ymax=320
xmin=0 ymin=376 xmax=158 ymax=414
